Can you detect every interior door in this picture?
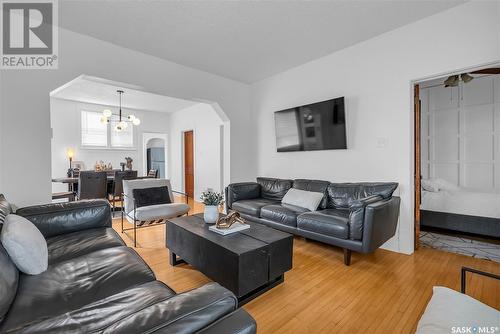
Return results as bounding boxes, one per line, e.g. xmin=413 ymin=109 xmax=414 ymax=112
xmin=414 ymin=84 xmax=421 ymax=250
xmin=184 ymin=130 xmax=194 ymax=198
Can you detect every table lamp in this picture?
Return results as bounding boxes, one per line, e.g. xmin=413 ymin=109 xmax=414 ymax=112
xmin=67 ymin=148 xmax=74 ymax=169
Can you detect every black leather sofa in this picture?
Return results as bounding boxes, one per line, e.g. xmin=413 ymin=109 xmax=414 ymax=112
xmin=0 ymin=196 xmax=256 ymax=334
xmin=226 ymin=178 xmax=401 ymax=265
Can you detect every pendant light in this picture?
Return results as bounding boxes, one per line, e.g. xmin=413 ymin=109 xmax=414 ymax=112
xmin=100 ymin=90 xmax=141 ymax=131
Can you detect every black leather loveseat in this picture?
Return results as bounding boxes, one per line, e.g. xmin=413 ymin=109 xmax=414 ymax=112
xmin=0 ymin=196 xmax=256 ymax=334
xmin=226 ymin=178 xmax=401 ymax=265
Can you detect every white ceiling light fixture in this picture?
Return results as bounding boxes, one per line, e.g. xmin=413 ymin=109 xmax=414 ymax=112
xmin=101 ymin=90 xmax=141 ymax=131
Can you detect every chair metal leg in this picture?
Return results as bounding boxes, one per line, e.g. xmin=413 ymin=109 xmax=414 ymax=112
xmin=121 ymin=206 xmax=124 ymax=233
xmin=133 ymin=220 xmax=137 ymax=247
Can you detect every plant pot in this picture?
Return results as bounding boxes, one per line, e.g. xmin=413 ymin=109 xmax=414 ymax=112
xmin=203 ymin=205 xmax=219 ymax=224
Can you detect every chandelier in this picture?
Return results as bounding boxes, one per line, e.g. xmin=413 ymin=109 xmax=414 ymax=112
xmin=100 ymin=90 xmax=141 ymax=131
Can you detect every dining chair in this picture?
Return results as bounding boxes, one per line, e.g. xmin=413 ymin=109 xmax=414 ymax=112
xmin=147 ymin=169 xmax=159 ymax=178
xmin=77 ymin=171 xmax=107 ymax=200
xmin=109 ymin=170 xmax=137 ymax=213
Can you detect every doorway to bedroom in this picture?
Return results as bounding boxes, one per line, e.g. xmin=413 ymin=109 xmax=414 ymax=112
xmin=414 ymin=65 xmax=500 ymax=262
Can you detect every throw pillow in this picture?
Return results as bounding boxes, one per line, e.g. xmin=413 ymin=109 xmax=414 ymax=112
xmin=133 ymin=186 xmax=171 ymax=208
xmin=1 ymin=214 xmax=48 ymax=275
xmin=421 ymin=179 xmax=440 ymax=192
xmin=282 ymin=188 xmax=324 ymax=211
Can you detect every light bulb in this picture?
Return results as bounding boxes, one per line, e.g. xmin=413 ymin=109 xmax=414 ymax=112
xmin=103 ymin=109 xmax=112 ymax=117
xmin=115 ymin=124 xmax=123 ymax=132
xmin=132 ymin=118 xmax=141 ymax=126
xmin=100 ymin=116 xmax=108 ymax=125
xmin=127 ymin=114 xmax=136 ymax=121
xmin=120 ymin=121 xmax=128 ymax=129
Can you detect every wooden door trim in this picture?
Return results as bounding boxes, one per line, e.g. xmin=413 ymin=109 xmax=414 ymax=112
xmin=183 ymin=130 xmax=194 ymax=198
xmin=414 ymin=84 xmax=421 ymax=250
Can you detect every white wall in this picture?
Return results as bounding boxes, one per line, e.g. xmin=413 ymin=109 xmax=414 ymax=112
xmin=251 ymin=1 xmax=500 ymax=254
xmin=169 ymin=103 xmax=224 ymax=200
xmin=50 ymin=98 xmax=170 ymax=193
xmin=0 ymin=27 xmax=253 ymax=207
xmin=421 ymin=75 xmax=500 ymax=191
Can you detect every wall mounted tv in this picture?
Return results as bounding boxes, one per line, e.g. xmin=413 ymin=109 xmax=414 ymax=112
xmin=274 ymin=97 xmax=346 ymax=152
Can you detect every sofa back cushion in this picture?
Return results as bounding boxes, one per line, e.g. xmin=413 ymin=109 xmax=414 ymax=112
xmin=0 ymin=194 xmax=12 ymax=224
xmin=257 ymin=177 xmax=293 ymax=201
xmin=0 ymin=240 xmax=19 ymax=324
xmin=293 ymin=179 xmax=330 ymax=209
xmin=327 ymin=182 xmax=398 ymax=209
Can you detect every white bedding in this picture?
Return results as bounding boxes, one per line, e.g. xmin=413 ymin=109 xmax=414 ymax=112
xmin=421 ymin=189 xmax=500 ymax=219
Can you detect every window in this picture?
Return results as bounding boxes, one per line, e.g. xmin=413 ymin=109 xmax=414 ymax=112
xmin=81 ymin=111 xmax=134 ymax=149
xmin=110 ymin=117 xmax=134 ymax=148
xmin=81 ymin=111 xmax=107 ymax=147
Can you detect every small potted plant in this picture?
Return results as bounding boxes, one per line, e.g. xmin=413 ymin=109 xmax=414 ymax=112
xmin=200 ymin=190 xmax=224 ymax=224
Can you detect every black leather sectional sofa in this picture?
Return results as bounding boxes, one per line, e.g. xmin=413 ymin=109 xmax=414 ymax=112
xmin=226 ymin=178 xmax=401 ymax=265
xmin=0 ymin=196 xmax=256 ymax=334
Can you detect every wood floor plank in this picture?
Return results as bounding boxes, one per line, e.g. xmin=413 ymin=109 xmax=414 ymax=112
xmin=112 ymin=198 xmax=500 ymax=334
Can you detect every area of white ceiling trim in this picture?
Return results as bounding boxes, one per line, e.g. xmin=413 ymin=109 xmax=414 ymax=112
xmin=59 ymin=1 xmax=465 ymax=83
xmin=50 ymin=75 xmax=199 ymax=113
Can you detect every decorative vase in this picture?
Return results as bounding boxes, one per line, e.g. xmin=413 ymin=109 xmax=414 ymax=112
xmin=204 ymin=205 xmax=219 ymax=224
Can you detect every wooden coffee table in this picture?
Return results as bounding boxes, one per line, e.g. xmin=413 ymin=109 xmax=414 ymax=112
xmin=166 ymin=214 xmax=293 ymax=305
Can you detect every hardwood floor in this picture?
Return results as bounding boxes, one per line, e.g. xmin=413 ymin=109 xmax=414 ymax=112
xmin=112 ymin=198 xmax=499 ymax=334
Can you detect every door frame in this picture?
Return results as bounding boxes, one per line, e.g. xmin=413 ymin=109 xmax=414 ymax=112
xmin=411 ymin=61 xmax=500 ymax=251
xmin=142 ymin=132 xmax=168 ymax=178
xmin=182 ymin=129 xmax=195 ymax=198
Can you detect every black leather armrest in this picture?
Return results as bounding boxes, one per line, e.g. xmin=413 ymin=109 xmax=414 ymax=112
xmin=16 ymin=199 xmax=112 ymax=238
xmin=225 ymin=182 xmax=261 ymax=210
xmin=196 ymin=308 xmax=257 ymax=334
xmin=361 ymin=196 xmax=401 ymax=253
xmin=104 ymin=283 xmax=239 ymax=333
xmin=347 ymin=195 xmax=383 ymax=240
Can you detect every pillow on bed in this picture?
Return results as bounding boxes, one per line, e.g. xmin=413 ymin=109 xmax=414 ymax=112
xmin=422 ymin=178 xmax=458 ymax=192
xmin=421 ymin=179 xmax=440 ymax=192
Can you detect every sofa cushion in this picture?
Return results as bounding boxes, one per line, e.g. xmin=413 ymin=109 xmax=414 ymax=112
xmin=256 ymin=177 xmax=293 ymax=201
xmin=127 ymin=203 xmax=190 ymax=223
xmin=0 ymin=243 xmax=18 ymax=325
xmin=1 ymin=214 xmax=48 ymax=275
xmin=232 ymin=199 xmax=279 ymax=217
xmin=261 ymin=204 xmax=309 ymax=227
xmin=292 ymin=179 xmax=330 ymax=209
xmin=0 ymin=194 xmax=12 ymax=224
xmin=327 ymin=182 xmax=398 ymax=209
xmin=297 ymin=209 xmax=349 ymax=239
xmin=46 ymin=227 xmax=125 ymax=264
xmin=1 ymin=246 xmax=155 ymax=331
xmin=0 ymin=281 xmax=176 ymax=334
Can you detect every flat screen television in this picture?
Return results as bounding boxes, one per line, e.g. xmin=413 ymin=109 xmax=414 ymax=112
xmin=274 ymin=97 xmax=346 ymax=152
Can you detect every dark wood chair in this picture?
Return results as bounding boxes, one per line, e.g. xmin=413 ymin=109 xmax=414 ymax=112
xmin=52 ymin=191 xmax=75 ymax=202
xmin=147 ymin=169 xmax=158 ymax=178
xmin=77 ymin=171 xmax=107 ymax=200
xmin=109 ymin=170 xmax=137 ymax=213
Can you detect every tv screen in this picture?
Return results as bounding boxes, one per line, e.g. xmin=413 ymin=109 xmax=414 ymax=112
xmin=274 ymin=97 xmax=346 ymax=152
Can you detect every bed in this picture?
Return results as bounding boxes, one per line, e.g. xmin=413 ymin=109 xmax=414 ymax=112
xmin=420 ymin=179 xmax=500 ymax=237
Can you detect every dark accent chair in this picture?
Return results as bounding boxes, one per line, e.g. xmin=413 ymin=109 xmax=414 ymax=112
xmin=109 ymin=170 xmax=138 ymax=213
xmin=0 ymin=195 xmax=256 ymax=333
xmin=77 ymin=171 xmax=107 ymax=200
xmin=226 ymin=177 xmax=401 ymax=265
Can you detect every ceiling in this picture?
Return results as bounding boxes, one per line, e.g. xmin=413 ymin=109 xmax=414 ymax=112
xmin=50 ymin=75 xmax=199 ymax=113
xmin=59 ymin=1 xmax=465 ymax=83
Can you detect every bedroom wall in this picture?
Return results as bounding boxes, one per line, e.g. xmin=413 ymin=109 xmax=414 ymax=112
xmin=0 ymin=27 xmax=253 ymax=207
xmin=420 ymin=74 xmax=500 ymax=192
xmin=250 ymin=1 xmax=500 ymax=254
